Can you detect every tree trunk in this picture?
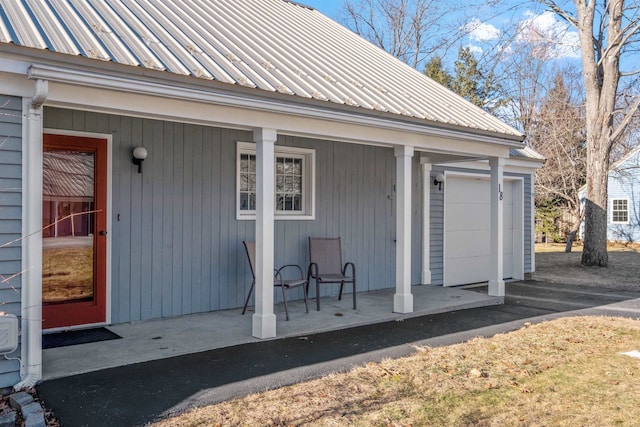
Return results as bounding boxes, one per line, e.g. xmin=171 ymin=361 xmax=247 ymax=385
xmin=565 ymin=231 xmax=576 ymax=253
xmin=581 ymin=136 xmax=610 ymax=266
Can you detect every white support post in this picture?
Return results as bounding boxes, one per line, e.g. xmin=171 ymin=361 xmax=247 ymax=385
xmin=15 ymin=79 xmax=48 ymax=390
xmin=252 ymin=128 xmax=277 ymax=339
xmin=489 ymin=157 xmax=505 ymax=297
xmin=420 ymin=158 xmax=432 ymax=284
xmin=394 ymin=146 xmax=414 ymax=313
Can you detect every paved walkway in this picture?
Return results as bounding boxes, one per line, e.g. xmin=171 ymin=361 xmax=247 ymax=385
xmin=36 ymin=280 xmax=640 ymax=427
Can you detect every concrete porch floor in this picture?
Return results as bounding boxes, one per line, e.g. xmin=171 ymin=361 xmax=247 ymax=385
xmin=42 ymin=284 xmax=501 ymax=380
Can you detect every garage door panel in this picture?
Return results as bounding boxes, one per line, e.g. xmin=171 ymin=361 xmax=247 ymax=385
xmin=446 ymin=203 xmax=490 ymax=232
xmin=447 ymin=230 xmax=490 ymax=258
xmin=444 ymin=177 xmax=517 ymax=286
xmin=447 ymin=178 xmax=489 ymax=203
xmin=446 ymin=255 xmax=491 ymax=285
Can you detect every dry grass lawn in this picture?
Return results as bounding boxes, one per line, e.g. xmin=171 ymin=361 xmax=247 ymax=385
xmin=534 ymin=243 xmax=640 ymax=291
xmin=153 ymin=316 xmax=640 ymax=426
xmin=42 ymin=246 xmax=93 ymax=302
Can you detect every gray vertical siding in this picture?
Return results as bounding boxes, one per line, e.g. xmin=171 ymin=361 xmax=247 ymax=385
xmin=430 ymin=166 xmax=445 ymax=285
xmin=43 ymin=107 xmax=534 ymax=324
xmin=44 ymin=108 xmax=408 ymax=323
xmin=0 ymin=95 xmax=22 ymax=387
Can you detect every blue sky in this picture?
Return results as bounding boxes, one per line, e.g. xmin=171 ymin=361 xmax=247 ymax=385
xmin=297 ymin=1 xmax=583 ymax=65
xmin=299 ymin=0 xmax=342 ymax=18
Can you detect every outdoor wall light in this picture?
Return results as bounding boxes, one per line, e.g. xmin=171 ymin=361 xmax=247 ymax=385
xmin=433 ymin=173 xmax=445 ymax=191
xmin=132 ymin=146 xmax=148 ymax=174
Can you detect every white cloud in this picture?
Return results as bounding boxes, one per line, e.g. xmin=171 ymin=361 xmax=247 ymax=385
xmin=466 ymin=44 xmax=484 ymax=55
xmin=464 ymin=18 xmax=501 ymax=42
xmin=517 ymin=11 xmax=581 ymax=59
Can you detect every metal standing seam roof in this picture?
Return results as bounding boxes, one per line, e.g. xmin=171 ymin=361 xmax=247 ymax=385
xmin=0 ymin=0 xmax=525 ymax=140
xmin=510 ymin=145 xmax=545 ymax=161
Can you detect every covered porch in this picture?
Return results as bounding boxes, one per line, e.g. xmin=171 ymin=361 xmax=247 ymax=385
xmin=42 ymin=284 xmax=500 ymax=380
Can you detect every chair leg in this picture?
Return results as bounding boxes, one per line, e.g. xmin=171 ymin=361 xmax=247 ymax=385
xmin=338 ymin=281 xmax=344 ymax=300
xmin=281 ymin=285 xmax=290 ymax=321
xmin=303 ymin=283 xmax=309 ymax=314
xmin=316 ymin=279 xmax=321 ymax=311
xmin=242 ymin=280 xmax=255 ymax=315
xmin=352 ymin=280 xmax=356 ymax=310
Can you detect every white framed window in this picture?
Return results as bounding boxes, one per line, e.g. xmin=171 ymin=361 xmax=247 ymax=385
xmin=611 ymin=199 xmax=629 ymax=223
xmin=237 ymin=142 xmax=315 ymax=220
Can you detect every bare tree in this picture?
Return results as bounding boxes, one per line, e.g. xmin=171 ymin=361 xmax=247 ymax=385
xmin=542 ymin=0 xmax=640 ymax=266
xmin=529 ymin=70 xmax=587 ymax=251
xmin=340 ymin=0 xmax=473 ymax=69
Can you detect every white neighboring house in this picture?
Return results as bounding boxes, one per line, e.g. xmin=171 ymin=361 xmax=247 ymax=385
xmin=0 ymin=0 xmax=542 ymax=389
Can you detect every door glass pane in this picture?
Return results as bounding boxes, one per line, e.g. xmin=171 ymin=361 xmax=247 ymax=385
xmin=42 ymin=150 xmax=95 ymax=304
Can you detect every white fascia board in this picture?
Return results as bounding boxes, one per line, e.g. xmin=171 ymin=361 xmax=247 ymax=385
xmin=0 ymin=56 xmax=31 ymax=75
xmin=444 ymin=158 xmax=542 ymax=174
xmin=0 ymin=71 xmax=36 ymax=97
xmin=28 ymin=63 xmax=521 ymax=153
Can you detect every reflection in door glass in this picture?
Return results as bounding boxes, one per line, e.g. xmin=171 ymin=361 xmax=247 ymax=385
xmin=42 ymin=150 xmax=95 ymax=304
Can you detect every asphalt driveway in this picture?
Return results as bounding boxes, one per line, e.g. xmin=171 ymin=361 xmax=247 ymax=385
xmin=36 ymin=280 xmax=640 ymax=427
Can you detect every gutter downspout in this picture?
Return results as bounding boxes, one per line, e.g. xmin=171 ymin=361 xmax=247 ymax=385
xmin=14 ymin=78 xmax=48 ymax=391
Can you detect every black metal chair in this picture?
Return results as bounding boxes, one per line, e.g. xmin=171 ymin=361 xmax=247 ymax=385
xmin=241 ymin=241 xmax=309 ymax=321
xmin=307 ymin=237 xmax=356 ymax=311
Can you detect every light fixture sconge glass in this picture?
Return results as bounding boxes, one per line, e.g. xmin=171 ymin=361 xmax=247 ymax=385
xmin=132 ymin=146 xmax=148 ymax=174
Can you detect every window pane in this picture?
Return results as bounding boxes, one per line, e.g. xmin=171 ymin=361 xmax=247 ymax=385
xmin=292 ymin=175 xmax=302 ymax=193
xmin=239 ymin=145 xmax=312 ymax=217
xmin=292 ymin=159 xmax=302 ymax=175
xmin=612 ymin=200 xmax=628 ymax=222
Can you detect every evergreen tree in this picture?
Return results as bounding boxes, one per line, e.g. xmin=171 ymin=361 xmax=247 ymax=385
xmin=450 ymin=46 xmax=507 ymax=113
xmin=423 ymin=56 xmax=451 ymax=87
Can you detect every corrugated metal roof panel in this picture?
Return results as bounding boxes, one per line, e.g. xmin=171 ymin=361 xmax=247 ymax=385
xmin=0 ymin=0 xmax=524 ymax=139
xmin=25 ymin=0 xmax=82 ymax=56
xmin=510 ymin=145 xmax=545 ymax=161
xmin=43 ymin=151 xmax=94 ymax=198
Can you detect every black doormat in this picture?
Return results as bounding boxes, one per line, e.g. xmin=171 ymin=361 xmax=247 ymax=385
xmin=43 ymin=327 xmax=122 ymax=349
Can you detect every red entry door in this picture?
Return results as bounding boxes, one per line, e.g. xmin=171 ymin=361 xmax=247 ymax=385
xmin=42 ymin=134 xmax=108 ymax=329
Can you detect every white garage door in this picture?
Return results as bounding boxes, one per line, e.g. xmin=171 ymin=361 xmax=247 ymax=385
xmin=444 ymin=175 xmax=517 ymax=286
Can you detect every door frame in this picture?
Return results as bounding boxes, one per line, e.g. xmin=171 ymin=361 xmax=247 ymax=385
xmin=442 ymin=171 xmax=524 ymax=286
xmin=43 ymin=129 xmax=112 ymax=330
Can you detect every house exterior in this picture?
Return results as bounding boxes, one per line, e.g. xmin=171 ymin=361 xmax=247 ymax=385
xmin=0 ymin=0 xmax=542 ymax=389
xmin=595 ymin=146 xmax=640 ymax=242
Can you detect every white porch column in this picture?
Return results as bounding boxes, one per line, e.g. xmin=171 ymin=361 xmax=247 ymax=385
xmin=394 ymin=145 xmax=414 ymax=313
xmin=489 ymin=157 xmax=505 ymax=297
xmin=252 ymin=128 xmax=277 ymax=339
xmin=420 ymin=158 xmax=432 ymax=284
xmin=15 ymin=79 xmax=48 ymax=390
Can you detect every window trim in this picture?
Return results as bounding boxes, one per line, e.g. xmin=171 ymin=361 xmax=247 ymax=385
xmin=236 ymin=142 xmax=316 ymax=220
xmin=611 ymin=198 xmax=629 ymax=224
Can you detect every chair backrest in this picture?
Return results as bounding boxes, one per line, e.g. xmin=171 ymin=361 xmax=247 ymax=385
xmin=309 ymin=237 xmax=343 ymax=275
xmin=243 ymin=241 xmax=256 ymax=279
